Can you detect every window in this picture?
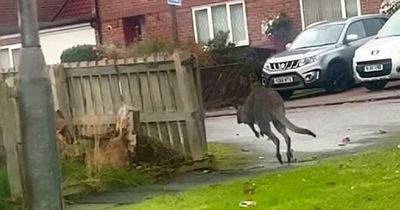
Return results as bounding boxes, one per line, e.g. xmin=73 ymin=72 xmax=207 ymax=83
xmin=192 ymin=1 xmax=249 ymax=46
xmin=301 ymin=0 xmax=361 ymax=28
xmin=291 ymin=24 xmax=344 ymax=49
xmin=0 ymin=49 xmax=11 ymax=69
xmin=378 ymin=12 xmax=400 ymax=38
xmin=0 ymin=47 xmax=21 ymax=70
xmin=346 ymin=21 xmax=366 ymax=40
xmin=363 ymin=19 xmax=385 ymax=37
xmin=11 ymin=49 xmax=20 ymax=69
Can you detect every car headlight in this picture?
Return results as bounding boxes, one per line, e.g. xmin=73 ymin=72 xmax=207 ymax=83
xmin=263 ymin=62 xmax=271 ymax=72
xmin=298 ymin=56 xmax=319 ymax=67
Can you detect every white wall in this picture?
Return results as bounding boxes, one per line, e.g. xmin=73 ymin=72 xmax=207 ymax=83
xmin=0 ymin=23 xmax=97 ymax=66
xmin=40 ymin=23 xmax=97 ymax=64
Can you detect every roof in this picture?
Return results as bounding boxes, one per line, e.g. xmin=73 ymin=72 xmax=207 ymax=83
xmin=0 ymin=0 xmax=93 ymax=36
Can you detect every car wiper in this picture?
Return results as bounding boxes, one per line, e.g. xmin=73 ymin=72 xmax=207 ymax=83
xmin=294 ymin=43 xmax=335 ymax=49
xmin=377 ymin=34 xmax=400 ymax=39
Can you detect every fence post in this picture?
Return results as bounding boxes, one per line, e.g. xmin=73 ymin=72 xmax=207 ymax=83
xmin=173 ymin=50 xmax=207 ymax=161
xmin=0 ymin=79 xmax=24 ymax=207
xmin=53 ymin=65 xmax=74 ymax=140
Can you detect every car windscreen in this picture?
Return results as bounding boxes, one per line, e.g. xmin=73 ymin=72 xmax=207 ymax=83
xmin=378 ymin=12 xmax=400 ymax=38
xmin=290 ymin=24 xmax=345 ymax=49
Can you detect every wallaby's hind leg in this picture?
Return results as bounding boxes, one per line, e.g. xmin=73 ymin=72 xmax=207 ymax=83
xmin=259 ymin=122 xmax=283 ymax=164
xmin=247 ymin=123 xmax=260 ymax=138
xmin=273 ymin=120 xmax=294 ymax=164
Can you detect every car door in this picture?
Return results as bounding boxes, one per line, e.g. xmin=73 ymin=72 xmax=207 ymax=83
xmin=341 ymin=20 xmax=368 ymax=70
xmin=342 ymin=18 xmax=385 ymax=70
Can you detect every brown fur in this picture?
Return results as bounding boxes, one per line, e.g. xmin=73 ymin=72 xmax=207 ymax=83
xmin=237 ymin=85 xmax=316 ymax=164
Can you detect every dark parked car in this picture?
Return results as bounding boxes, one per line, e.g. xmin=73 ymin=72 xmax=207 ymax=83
xmin=262 ymin=14 xmax=388 ymax=99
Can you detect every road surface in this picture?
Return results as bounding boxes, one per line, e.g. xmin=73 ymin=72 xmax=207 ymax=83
xmin=206 ymin=98 xmax=400 ymax=164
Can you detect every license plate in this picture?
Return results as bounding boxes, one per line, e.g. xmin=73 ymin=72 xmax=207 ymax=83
xmin=273 ymin=76 xmax=294 ymax=84
xmin=364 ymin=64 xmax=383 ymax=72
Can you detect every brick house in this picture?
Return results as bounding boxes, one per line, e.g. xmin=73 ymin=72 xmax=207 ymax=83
xmin=0 ymin=0 xmax=97 ymax=66
xmin=97 ymin=0 xmax=383 ymax=49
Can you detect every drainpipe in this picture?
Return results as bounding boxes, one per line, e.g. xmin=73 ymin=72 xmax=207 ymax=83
xmin=91 ymin=0 xmax=103 ymax=44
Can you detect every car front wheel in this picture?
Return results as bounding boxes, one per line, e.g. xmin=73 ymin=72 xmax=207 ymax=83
xmin=363 ymin=80 xmax=387 ymax=91
xmin=326 ymin=62 xmax=353 ymax=93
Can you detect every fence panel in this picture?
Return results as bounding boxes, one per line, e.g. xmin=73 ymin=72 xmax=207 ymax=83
xmin=55 ymin=52 xmax=207 ymax=160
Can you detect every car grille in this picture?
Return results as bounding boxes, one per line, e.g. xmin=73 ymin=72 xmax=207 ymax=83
xmin=269 ymin=60 xmax=299 ymax=71
xmin=356 ymin=59 xmax=392 ymax=78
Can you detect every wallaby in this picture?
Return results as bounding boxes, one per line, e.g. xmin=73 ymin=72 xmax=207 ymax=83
xmin=236 ymin=84 xmax=316 ymax=164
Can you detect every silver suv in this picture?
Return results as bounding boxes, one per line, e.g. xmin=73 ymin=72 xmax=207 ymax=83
xmin=262 ymin=14 xmax=388 ymax=99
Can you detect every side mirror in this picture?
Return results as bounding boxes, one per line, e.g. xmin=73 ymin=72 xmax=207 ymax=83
xmin=285 ymin=43 xmax=292 ymax=50
xmin=346 ymin=34 xmax=359 ymax=43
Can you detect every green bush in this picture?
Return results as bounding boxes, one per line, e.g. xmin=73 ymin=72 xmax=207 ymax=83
xmin=380 ymin=0 xmax=400 ymax=16
xmin=98 ymin=39 xmax=175 ymax=60
xmin=60 ymin=44 xmax=99 ymax=63
xmin=127 ymin=39 xmax=175 ymax=57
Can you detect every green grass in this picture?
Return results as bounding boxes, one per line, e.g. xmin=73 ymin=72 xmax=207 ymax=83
xmin=208 ymin=142 xmax=259 ymax=171
xmin=116 ymin=148 xmax=400 ymax=210
xmin=0 ymin=165 xmax=10 ymax=210
xmin=61 ymin=159 xmax=153 ymax=189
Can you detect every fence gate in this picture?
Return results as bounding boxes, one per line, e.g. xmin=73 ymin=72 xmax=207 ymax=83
xmin=54 ymin=51 xmax=207 ymax=161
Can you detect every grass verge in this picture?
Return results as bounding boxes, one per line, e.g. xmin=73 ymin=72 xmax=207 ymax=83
xmin=207 ymin=142 xmax=259 ymax=171
xmin=61 ymin=159 xmax=153 ymax=193
xmin=116 ymin=147 xmax=400 ymax=210
xmin=0 ymin=165 xmax=10 ymax=210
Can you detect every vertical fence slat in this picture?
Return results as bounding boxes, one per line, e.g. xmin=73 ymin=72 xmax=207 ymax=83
xmin=173 ymin=51 xmax=205 ymax=160
xmin=0 ymin=81 xmax=24 ymax=205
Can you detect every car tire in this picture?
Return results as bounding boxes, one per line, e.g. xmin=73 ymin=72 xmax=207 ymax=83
xmin=326 ymin=62 xmax=353 ymax=93
xmin=278 ymin=90 xmax=294 ymax=100
xmin=363 ymin=80 xmax=387 ymax=91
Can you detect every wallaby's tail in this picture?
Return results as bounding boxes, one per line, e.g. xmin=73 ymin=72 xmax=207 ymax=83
xmin=272 ymin=112 xmax=316 ymax=137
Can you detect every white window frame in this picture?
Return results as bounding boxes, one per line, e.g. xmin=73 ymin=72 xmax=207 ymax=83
xmin=192 ymin=1 xmax=249 ymax=46
xmin=0 ymin=44 xmax=21 ymax=69
xmin=299 ymin=0 xmax=362 ymax=29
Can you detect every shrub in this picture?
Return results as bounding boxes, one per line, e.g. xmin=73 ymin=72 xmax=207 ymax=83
xmin=98 ymin=39 xmax=174 ymax=60
xmin=380 ymin=0 xmax=400 ymax=16
xmin=127 ymin=39 xmax=175 ymax=57
xmin=203 ymin=31 xmax=247 ymax=64
xmin=60 ymin=44 xmax=99 ymax=63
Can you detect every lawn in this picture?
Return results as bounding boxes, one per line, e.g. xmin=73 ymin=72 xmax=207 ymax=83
xmin=116 ymin=147 xmax=400 ymax=210
xmin=0 ymin=165 xmax=10 ymax=210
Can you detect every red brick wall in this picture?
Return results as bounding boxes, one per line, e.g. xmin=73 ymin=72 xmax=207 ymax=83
xmin=98 ymin=0 xmax=383 ymax=48
xmin=361 ymin=0 xmax=382 ymax=14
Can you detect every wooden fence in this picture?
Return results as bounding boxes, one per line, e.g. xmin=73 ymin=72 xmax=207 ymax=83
xmin=54 ymin=51 xmax=207 ymax=161
xmin=0 ymin=75 xmax=24 ymax=206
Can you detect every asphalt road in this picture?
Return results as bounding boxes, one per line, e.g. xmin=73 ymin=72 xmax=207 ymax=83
xmin=206 ymin=87 xmax=400 ymax=164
